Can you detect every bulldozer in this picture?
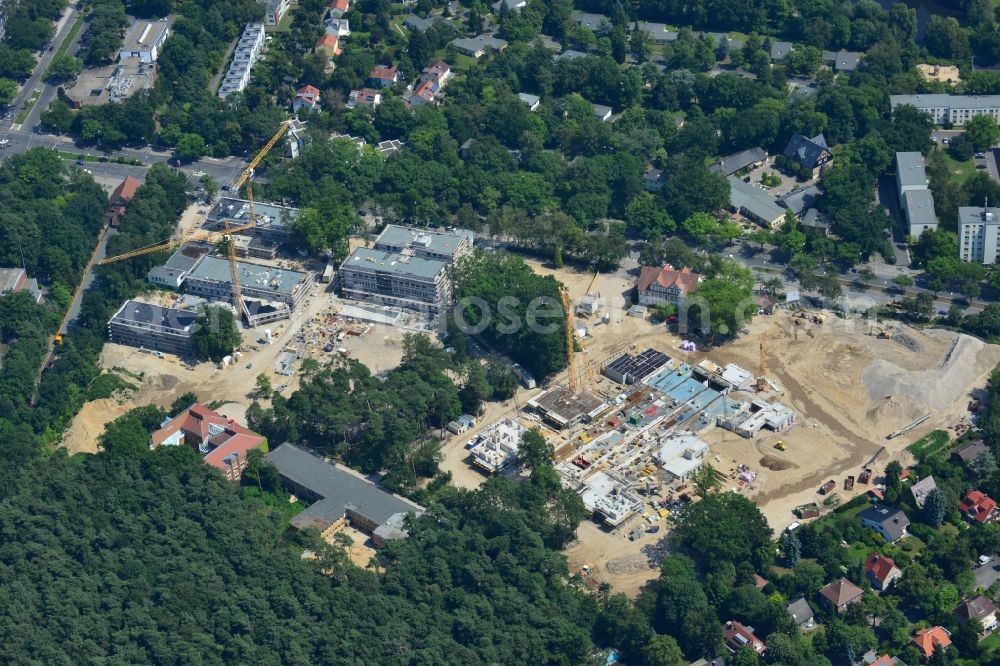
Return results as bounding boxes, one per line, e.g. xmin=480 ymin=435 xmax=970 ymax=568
xmin=773 ymin=441 xmax=786 ymax=451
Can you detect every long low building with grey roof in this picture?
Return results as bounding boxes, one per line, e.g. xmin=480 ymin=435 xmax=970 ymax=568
xmin=890 ymin=94 xmax=1000 ymax=126
xmin=895 ymin=152 xmax=938 ymax=237
xmin=267 ymin=443 xmax=425 ymax=545
xmin=728 ymin=176 xmax=786 ymax=227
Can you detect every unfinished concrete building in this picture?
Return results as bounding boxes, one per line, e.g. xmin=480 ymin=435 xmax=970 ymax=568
xmin=467 ymin=417 xmax=526 ymax=473
xmin=527 ymin=387 xmax=608 ymax=430
xmin=603 ymin=348 xmax=671 ymax=385
xmin=107 ymin=300 xmax=199 ymax=355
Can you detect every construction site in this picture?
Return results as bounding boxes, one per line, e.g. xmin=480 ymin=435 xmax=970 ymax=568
xmin=437 ymin=260 xmax=1000 ymax=596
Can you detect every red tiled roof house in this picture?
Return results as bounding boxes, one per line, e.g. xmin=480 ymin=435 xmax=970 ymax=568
xmin=864 ymin=551 xmax=903 ymax=591
xmin=107 ymin=175 xmax=140 ymax=227
xmin=819 ymin=577 xmax=864 ymax=613
xmin=724 ymin=620 xmax=766 ymax=655
xmin=961 ymin=489 xmax=1000 ymax=524
xmin=912 ymin=626 xmax=951 ymax=659
xmin=150 ymin=403 xmax=267 ymax=481
xmin=637 ymin=264 xmax=702 ymax=307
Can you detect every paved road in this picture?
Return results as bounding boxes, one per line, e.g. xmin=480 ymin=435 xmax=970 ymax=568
xmin=975 ymin=557 xmax=1000 ymax=590
xmin=8 ymin=6 xmax=81 ymax=117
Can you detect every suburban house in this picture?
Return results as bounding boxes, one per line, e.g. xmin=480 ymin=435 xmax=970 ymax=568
xmin=911 ymin=626 xmax=951 ymax=659
xmin=491 ymin=0 xmax=526 ymax=12
xmin=636 ymin=264 xmax=701 ymax=307
xmin=709 ymin=147 xmax=767 ymax=176
xmin=421 ymin=60 xmax=452 ymax=87
xmin=644 ymin=166 xmax=665 ymax=192
xmin=592 ymin=103 xmax=613 ymax=122
xmin=819 ymin=577 xmax=864 ymax=613
xmin=325 ymin=17 xmax=351 ymax=37
xmin=106 ymin=175 xmax=140 ymax=227
xmin=783 ymin=133 xmax=833 ymax=177
xmin=953 ymin=439 xmax=989 ymax=466
xmin=265 ymin=0 xmax=290 ymax=26
xmin=409 ymin=79 xmax=438 ymax=106
xmin=450 ymin=35 xmax=508 ymax=58
xmin=518 ymin=92 xmax=541 ymax=111
xmin=786 ymin=598 xmax=814 ymax=630
xmin=863 ymin=655 xmax=907 ymax=666
xmin=634 ymin=21 xmax=678 ymax=45
xmin=328 ymin=0 xmax=350 ymax=19
xmin=149 ymin=404 xmax=267 ymax=481
xmin=724 ymin=620 xmax=766 ymax=655
xmin=955 ymin=595 xmax=999 ymax=637
xmin=859 ymin=505 xmax=910 ymax=543
xmin=571 ymin=11 xmax=611 ymax=35
xmin=314 ymin=34 xmax=342 ymax=58
xmin=909 ymin=475 xmax=937 ymax=508
xmin=770 ymin=41 xmax=794 ymax=61
xmin=404 ymin=14 xmax=443 ymax=32
xmin=293 ymin=85 xmax=321 ymax=113
xmin=368 ymin=65 xmax=401 ymax=88
xmin=864 ymin=551 xmax=903 ymax=591
xmin=347 ymin=88 xmax=381 ymax=108
xmin=0 ymin=267 xmax=42 ymax=302
xmin=961 ymin=489 xmax=1000 ymax=524
xmin=821 ymin=50 xmax=862 ymax=72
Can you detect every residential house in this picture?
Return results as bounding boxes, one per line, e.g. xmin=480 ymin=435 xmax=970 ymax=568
xmin=314 ymin=34 xmax=342 ymax=58
xmin=955 ymin=595 xmax=999 ymax=637
xmin=592 ymin=103 xmax=612 ymax=122
xmin=786 ymin=598 xmax=814 ymax=630
xmin=491 ymin=0 xmax=526 ymax=12
xmin=347 ymin=88 xmax=381 ymax=108
xmin=293 ymin=84 xmax=321 ymax=113
xmin=571 ymin=12 xmax=611 ymax=35
xmin=286 ymin=118 xmax=311 ymax=159
xmin=729 ymin=176 xmax=787 ymax=227
xmin=909 ymin=475 xmax=937 ymax=508
xmin=911 ymin=626 xmax=951 ymax=660
xmin=859 ymin=505 xmax=910 ymax=543
xmin=953 ymin=440 xmax=989 ymax=467
xmin=450 ymin=35 xmax=508 ymax=58
xmin=724 ymin=620 xmax=766 ymax=655
xmin=328 ymin=0 xmax=350 ymax=19
xmin=634 ymin=21 xmax=678 ymax=45
xmin=637 ymin=264 xmax=701 ymax=307
xmin=404 ymin=14 xmax=442 ymax=32
xmin=409 ymin=79 xmax=438 ymax=106
xmin=864 ymin=551 xmax=903 ymax=591
xmin=421 ymin=59 xmax=452 ymax=87
xmin=959 ymin=204 xmax=1000 ymax=264
xmin=518 ymin=92 xmax=540 ymax=111
xmin=822 ymin=50 xmax=862 ymax=72
xmin=819 ymin=577 xmax=864 ymax=613
xmin=0 ymin=267 xmax=42 ymax=302
xmin=770 ymin=41 xmax=794 ymax=61
xmin=555 ymin=49 xmax=587 ymax=61
xmin=265 ymin=0 xmax=290 ymax=26
xmin=863 ymin=654 xmax=908 ymax=666
xmin=368 ymin=65 xmax=401 ymax=88
xmin=107 ymin=175 xmax=140 ymax=227
xmin=961 ymin=489 xmax=1000 ymax=524
xmin=709 ymin=147 xmax=767 ymax=176
xmin=644 ymin=166 xmax=665 ymax=192
xmin=325 ymin=17 xmax=351 ymax=37
xmin=783 ymin=133 xmax=833 ymax=177
xmin=149 ymin=403 xmax=267 ymax=481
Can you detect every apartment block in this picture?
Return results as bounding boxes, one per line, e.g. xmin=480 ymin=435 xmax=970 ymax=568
xmin=895 ymin=152 xmax=938 ymax=236
xmin=890 ymin=94 xmax=1000 ymax=126
xmin=219 ymin=23 xmax=266 ymax=99
xmin=959 ymin=205 xmax=1000 ymax=264
xmin=107 ymin=300 xmax=199 ymax=355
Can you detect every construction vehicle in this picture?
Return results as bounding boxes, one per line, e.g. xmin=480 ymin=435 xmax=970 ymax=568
xmin=858 ymin=468 xmax=872 ymax=484
xmin=844 ymin=475 xmax=855 ymax=491
xmin=818 ymin=480 xmax=836 ymax=495
xmin=773 ymin=440 xmax=786 ymax=451
xmin=92 ymin=120 xmax=293 ymax=327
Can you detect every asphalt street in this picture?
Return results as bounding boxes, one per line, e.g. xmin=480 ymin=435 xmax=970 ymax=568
xmin=7 ymin=6 xmax=81 ymax=120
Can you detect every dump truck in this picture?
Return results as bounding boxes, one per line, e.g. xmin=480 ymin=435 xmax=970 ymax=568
xmin=819 ymin=480 xmax=836 ymax=495
xmin=844 ymin=476 xmax=855 ymax=491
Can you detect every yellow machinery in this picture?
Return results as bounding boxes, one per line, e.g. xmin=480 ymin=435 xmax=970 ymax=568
xmin=82 ymin=120 xmax=293 ymax=331
xmin=560 ymin=288 xmax=577 ymax=393
xmin=774 ymin=441 xmax=786 ymax=451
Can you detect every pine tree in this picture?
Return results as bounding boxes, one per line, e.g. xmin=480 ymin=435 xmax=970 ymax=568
xmin=781 ymin=530 xmax=801 ymax=567
xmin=923 ymin=488 xmax=948 ymax=527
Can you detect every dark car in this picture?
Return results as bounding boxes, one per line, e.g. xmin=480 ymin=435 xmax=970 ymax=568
xmin=75 ymin=160 xmax=84 ymax=165
xmin=221 ymin=184 xmax=230 ymax=191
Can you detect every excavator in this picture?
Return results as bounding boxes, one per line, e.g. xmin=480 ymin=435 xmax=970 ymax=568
xmin=54 ymin=120 xmax=293 ymax=343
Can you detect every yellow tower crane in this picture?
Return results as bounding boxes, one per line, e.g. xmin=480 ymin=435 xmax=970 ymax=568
xmin=756 ymin=336 xmax=768 ymax=392
xmin=560 ymin=288 xmax=578 ymax=393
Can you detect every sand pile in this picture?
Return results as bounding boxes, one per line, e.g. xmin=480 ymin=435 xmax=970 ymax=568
xmin=865 ymin=395 xmax=928 ymax=430
xmin=863 ymin=333 xmax=984 ymax=411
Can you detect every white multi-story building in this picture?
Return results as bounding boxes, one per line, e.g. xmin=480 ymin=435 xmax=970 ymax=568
xmin=219 ymin=23 xmax=266 ymax=99
xmin=959 ymin=205 xmax=1000 ymax=264
xmin=895 ymin=152 xmax=938 ymax=237
xmin=890 ymin=94 xmax=1000 ymax=126
xmin=119 ymin=19 xmax=171 ymax=63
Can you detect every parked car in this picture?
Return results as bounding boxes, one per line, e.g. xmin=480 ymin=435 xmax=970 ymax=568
xmin=75 ymin=160 xmax=84 ymax=165
xmin=976 ymin=152 xmax=986 ymax=158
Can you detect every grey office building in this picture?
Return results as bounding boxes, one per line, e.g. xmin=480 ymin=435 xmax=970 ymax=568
xmin=108 ymin=300 xmax=199 ymax=355
xmin=960 ymin=206 xmax=1000 ymax=264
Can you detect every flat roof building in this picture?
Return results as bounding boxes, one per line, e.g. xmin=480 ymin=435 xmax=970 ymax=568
xmin=219 ymin=24 xmax=265 ymax=99
xmin=652 ymin=432 xmax=709 ymax=481
xmin=603 ymin=348 xmax=672 ymax=385
xmin=107 ymin=300 xmax=199 ymax=355
xmin=374 ymin=224 xmax=473 ymax=261
xmin=267 ymin=443 xmax=425 ymax=545
xmin=467 ymin=417 xmax=526 ymax=473
xmin=890 ymin=94 xmax=1000 ymax=126
xmin=120 ymin=18 xmax=171 ymax=63
xmin=959 ymin=205 xmax=1000 ymax=264
xmin=207 ymin=197 xmax=299 ymax=243
xmin=0 ymin=267 xmax=42 ymax=302
xmin=896 ymin=151 xmax=928 ymax=196
xmin=903 ymin=189 xmax=939 ymax=236
xmin=527 ymin=387 xmax=607 ymax=429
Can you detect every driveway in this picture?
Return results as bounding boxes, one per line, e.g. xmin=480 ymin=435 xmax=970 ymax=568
xmin=974 ymin=557 xmax=1000 ymax=591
